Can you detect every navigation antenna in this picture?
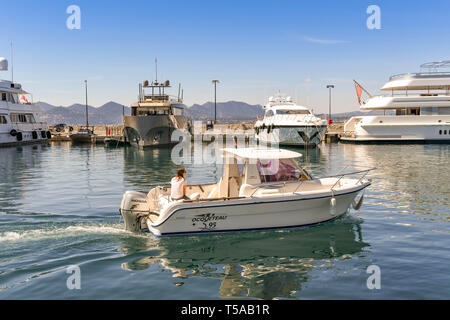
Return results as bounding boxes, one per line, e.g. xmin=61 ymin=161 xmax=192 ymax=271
xmin=420 ymin=60 xmax=450 ymax=73
xmin=155 ymin=58 xmax=158 ymax=82
xmin=10 ymin=42 xmax=14 ymax=83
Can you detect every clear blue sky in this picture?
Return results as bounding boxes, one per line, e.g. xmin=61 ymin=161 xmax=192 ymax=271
xmin=1 ymin=0 xmax=449 ymax=113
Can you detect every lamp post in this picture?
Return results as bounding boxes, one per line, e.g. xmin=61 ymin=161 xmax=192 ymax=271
xmin=326 ymin=85 xmax=334 ymax=124
xmin=212 ymin=80 xmax=220 ymax=123
xmin=84 ymin=80 xmax=89 ymax=127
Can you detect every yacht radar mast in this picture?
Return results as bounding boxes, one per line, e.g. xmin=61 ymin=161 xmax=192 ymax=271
xmin=420 ymin=60 xmax=450 ymax=72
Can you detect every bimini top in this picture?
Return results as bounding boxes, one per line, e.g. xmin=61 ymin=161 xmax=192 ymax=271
xmin=222 ymin=147 xmax=302 ymax=160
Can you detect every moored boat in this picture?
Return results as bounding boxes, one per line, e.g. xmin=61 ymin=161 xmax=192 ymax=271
xmin=119 ymin=147 xmax=373 ymax=236
xmin=342 ymin=61 xmax=450 ymax=143
xmin=254 ymin=93 xmax=327 ymax=148
xmin=69 ymin=127 xmax=93 ymax=144
xmin=0 ymin=57 xmax=50 ymax=147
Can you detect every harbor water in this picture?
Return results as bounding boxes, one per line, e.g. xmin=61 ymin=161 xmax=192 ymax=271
xmin=0 ymin=142 xmax=449 ymax=299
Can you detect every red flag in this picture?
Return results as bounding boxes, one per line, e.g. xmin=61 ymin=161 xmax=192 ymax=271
xmin=354 ymin=82 xmax=362 ymax=105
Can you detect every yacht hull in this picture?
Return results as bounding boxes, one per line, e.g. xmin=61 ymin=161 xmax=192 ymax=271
xmin=0 ymin=128 xmax=49 ymax=148
xmin=256 ymin=126 xmax=327 ymax=147
xmin=342 ymin=116 xmax=450 ymax=143
xmin=123 ymin=115 xmax=184 ymax=148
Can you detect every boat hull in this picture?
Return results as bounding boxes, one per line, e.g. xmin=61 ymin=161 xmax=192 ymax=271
xmin=147 ymin=186 xmax=366 ymax=236
xmin=69 ymin=134 xmax=93 ymax=144
xmin=342 ymin=116 xmax=450 ymax=143
xmin=256 ymin=126 xmax=327 ymax=147
xmin=0 ymin=130 xmax=49 ymax=148
xmin=123 ymin=114 xmax=184 ymax=148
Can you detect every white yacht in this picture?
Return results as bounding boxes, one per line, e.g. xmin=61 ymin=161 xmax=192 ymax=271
xmin=342 ymin=61 xmax=450 ymax=143
xmin=254 ymin=93 xmax=327 ymax=147
xmin=0 ymin=58 xmax=49 ymax=147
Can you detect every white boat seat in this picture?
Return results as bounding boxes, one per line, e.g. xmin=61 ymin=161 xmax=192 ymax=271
xmin=207 ymin=186 xmax=218 ymax=199
xmin=190 ymin=192 xmax=200 ymax=201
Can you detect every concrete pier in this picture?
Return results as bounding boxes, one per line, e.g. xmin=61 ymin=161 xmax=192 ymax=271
xmin=48 ymin=122 xmax=346 ymax=144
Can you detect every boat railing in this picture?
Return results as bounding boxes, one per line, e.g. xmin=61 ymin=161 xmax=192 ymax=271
xmin=248 ymin=167 xmax=375 ymax=197
xmin=389 ymin=72 xmax=450 ymax=81
xmin=325 ymin=167 xmax=376 ymax=194
xmin=369 ymin=91 xmax=450 ymax=99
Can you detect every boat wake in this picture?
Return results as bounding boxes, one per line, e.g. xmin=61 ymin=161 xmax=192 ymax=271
xmin=0 ymin=223 xmax=127 ymax=243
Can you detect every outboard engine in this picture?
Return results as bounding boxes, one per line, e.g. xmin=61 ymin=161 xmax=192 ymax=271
xmin=120 ymin=191 xmax=149 ymax=232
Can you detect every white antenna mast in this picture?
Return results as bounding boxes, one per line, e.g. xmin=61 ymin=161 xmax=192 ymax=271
xmin=10 ymin=42 xmax=14 ymax=83
xmin=155 ymin=58 xmax=158 ymax=82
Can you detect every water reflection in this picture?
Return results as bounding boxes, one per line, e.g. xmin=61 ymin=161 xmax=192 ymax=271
xmin=0 ymin=145 xmax=46 ymax=214
xmin=118 ymin=217 xmax=368 ymax=299
xmin=339 ymin=143 xmax=450 ymax=220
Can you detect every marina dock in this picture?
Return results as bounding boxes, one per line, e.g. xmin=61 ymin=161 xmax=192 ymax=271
xmin=48 ymin=122 xmax=346 ymax=144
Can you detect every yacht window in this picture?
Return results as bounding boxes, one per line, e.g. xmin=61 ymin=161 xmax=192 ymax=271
xmin=10 ymin=113 xmax=28 ymax=123
xmin=10 ymin=94 xmax=18 ymax=104
xmin=445 ymin=130 xmax=448 ymax=135
xmin=25 ymin=114 xmax=36 ymax=123
xmin=439 ymin=130 xmax=442 ymax=135
xmin=256 ymin=158 xmax=302 ymax=183
xmin=276 ymin=110 xmax=310 ymax=115
xmin=265 ymin=110 xmax=274 ymax=117
xmin=0 ymin=115 xmax=7 ymax=124
xmin=1 ymin=93 xmax=6 ymax=101
xmin=409 ymin=108 xmax=420 ymax=116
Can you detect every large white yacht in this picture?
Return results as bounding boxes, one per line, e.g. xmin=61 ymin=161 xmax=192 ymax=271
xmin=254 ymin=93 xmax=327 ymax=147
xmin=0 ymin=58 xmax=49 ymax=148
xmin=342 ymin=61 xmax=450 ymax=143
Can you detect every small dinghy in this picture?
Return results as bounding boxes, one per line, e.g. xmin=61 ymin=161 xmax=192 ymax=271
xmin=119 ymin=147 xmax=374 ymax=236
xmin=104 ymin=137 xmax=124 ymax=148
xmin=69 ymin=128 xmax=94 ymax=144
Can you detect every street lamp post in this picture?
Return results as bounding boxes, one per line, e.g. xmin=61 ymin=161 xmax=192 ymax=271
xmin=326 ymin=85 xmax=334 ymax=124
xmin=85 ymin=80 xmax=89 ymax=127
xmin=212 ymin=80 xmax=220 ymax=123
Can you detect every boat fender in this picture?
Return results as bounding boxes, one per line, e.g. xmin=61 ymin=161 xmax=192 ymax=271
xmin=46 ymin=131 xmax=52 ymax=139
xmin=32 ymin=131 xmax=38 ymax=139
xmin=10 ymin=129 xmax=17 ymax=137
xmin=330 ymin=197 xmax=337 ymax=215
xmin=352 ymin=193 xmax=364 ymax=211
xmin=16 ymin=132 xmax=23 ymax=141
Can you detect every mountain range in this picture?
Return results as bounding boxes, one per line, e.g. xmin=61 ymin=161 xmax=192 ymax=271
xmin=36 ymin=101 xmax=387 ymax=125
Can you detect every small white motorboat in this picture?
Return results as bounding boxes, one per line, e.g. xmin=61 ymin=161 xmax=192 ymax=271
xmin=119 ymin=147 xmax=373 ymax=236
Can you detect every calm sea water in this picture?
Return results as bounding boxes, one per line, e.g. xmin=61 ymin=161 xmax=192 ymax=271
xmin=0 ymin=142 xmax=449 ymax=299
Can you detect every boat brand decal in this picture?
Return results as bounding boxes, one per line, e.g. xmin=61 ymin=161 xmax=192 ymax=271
xmin=191 ymin=213 xmax=228 ymax=231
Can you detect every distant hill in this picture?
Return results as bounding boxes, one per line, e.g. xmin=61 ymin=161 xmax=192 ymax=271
xmin=185 ymin=101 xmax=265 ymax=121
xmin=37 ymin=101 xmax=131 ymax=125
xmin=36 ymin=100 xmax=387 ymax=125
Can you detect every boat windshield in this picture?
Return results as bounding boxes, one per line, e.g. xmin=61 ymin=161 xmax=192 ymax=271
xmin=276 ymin=110 xmax=311 ymax=115
xmin=256 ymin=158 xmax=303 ymax=183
